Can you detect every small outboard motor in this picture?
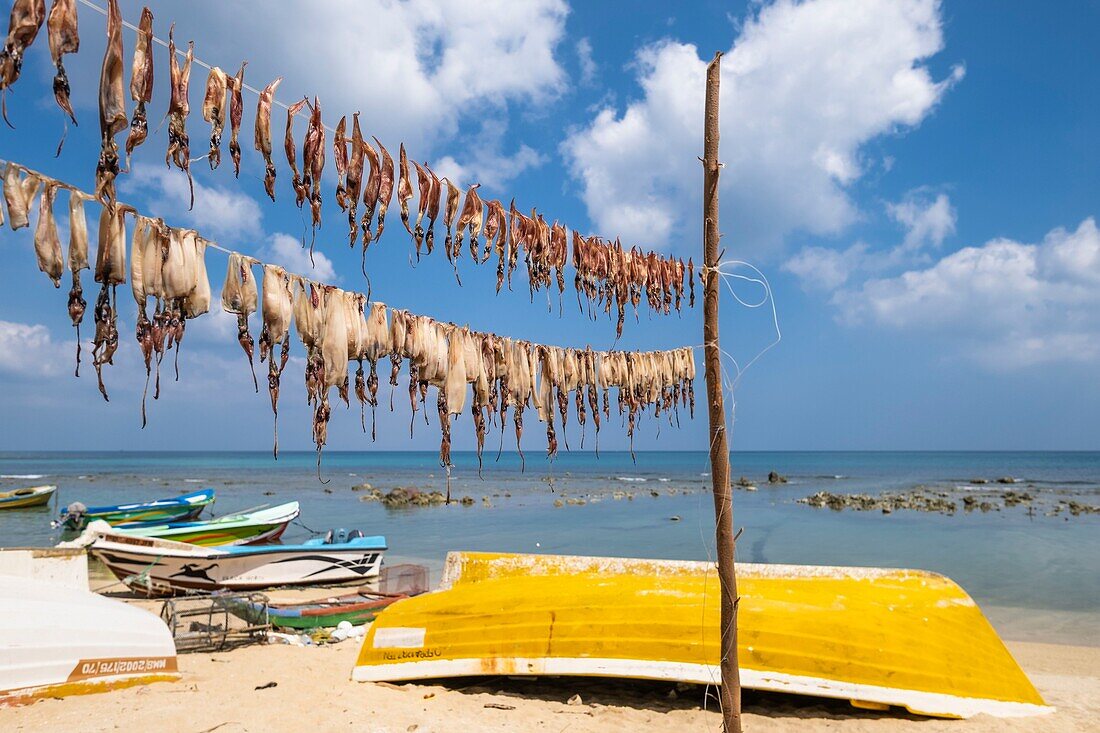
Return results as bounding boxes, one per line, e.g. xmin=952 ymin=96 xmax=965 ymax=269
xmin=323 ymin=528 xmax=365 ymax=545
xmin=62 ymin=501 xmax=87 ymax=530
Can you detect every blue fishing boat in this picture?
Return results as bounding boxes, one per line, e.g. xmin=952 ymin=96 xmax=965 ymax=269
xmin=60 ymin=488 xmax=215 ymax=530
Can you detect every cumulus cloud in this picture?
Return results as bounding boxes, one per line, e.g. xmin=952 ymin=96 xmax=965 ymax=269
xmin=888 ymin=191 xmax=956 ymax=252
xmin=562 ymin=0 xmax=962 ymax=253
xmin=431 ymin=120 xmax=546 ymax=191
xmin=576 ymin=38 xmax=598 ymax=86
xmin=834 ymin=218 xmax=1100 ymax=366
xmin=122 ymin=164 xmax=263 ymax=242
xmin=783 ymin=243 xmax=868 ymax=291
xmin=260 ymin=233 xmax=337 ymax=282
xmin=0 ymin=321 xmax=70 ymax=378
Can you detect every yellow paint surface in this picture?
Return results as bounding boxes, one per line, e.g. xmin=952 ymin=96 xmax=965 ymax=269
xmin=356 ymin=553 xmax=1044 ymax=714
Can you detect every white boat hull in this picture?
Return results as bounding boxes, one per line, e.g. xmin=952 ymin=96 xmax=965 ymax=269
xmin=90 ymin=533 xmax=385 ymax=595
xmin=0 ymin=575 xmax=178 ymax=704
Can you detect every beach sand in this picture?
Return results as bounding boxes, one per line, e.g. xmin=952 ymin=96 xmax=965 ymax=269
xmin=3 ymin=638 xmax=1096 ymax=732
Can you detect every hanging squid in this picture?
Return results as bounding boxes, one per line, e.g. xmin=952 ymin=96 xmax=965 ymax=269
xmin=425 ymin=164 xmax=441 ymax=256
xmin=411 ymin=159 xmax=431 ymax=258
xmin=33 ymin=182 xmax=62 ymax=287
xmin=227 ymin=61 xmax=246 ymax=177
xmin=66 ymin=188 xmax=90 ymax=376
xmin=284 ymin=96 xmax=308 ymax=208
xmin=124 ymin=6 xmax=153 ymax=167
xmin=3 ymin=162 xmax=39 ymax=230
xmin=259 ymin=264 xmax=293 ymax=457
xmin=46 ymin=0 xmax=78 ymax=153
xmin=372 ymin=136 xmax=394 ymax=243
xmin=358 ymin=132 xmax=380 ymax=251
xmin=302 ymin=97 xmax=325 ymax=252
xmin=456 ymin=183 xmax=483 ymax=263
xmin=344 ymin=113 xmax=364 ymax=250
xmin=201 ymin=66 xmax=227 ymax=170
xmin=396 ymin=143 xmax=413 ymax=240
xmin=165 ymin=25 xmax=194 ymax=210
xmin=333 ymin=115 xmax=348 ymax=212
xmin=0 ymin=0 xmax=46 ymax=126
xmin=92 ymin=203 xmax=129 ymax=401
xmin=254 ymin=76 xmax=282 ymax=201
xmin=221 ymin=252 xmax=259 ymax=392
xmin=95 ymin=0 xmax=125 ymax=205
xmin=441 ymin=177 xmax=461 ymax=281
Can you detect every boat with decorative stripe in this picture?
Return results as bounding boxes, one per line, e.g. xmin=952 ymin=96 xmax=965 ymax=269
xmin=89 ymin=530 xmax=386 ymax=596
xmin=111 ymin=502 xmax=299 ymax=546
xmin=60 ymin=489 xmax=215 ymax=530
xmin=353 ymin=552 xmax=1052 ymax=720
xmin=0 ymin=485 xmax=56 ymax=509
xmin=227 ymin=589 xmax=408 ymax=630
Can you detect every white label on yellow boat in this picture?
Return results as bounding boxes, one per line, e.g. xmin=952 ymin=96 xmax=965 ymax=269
xmin=373 ymin=627 xmax=426 ymax=648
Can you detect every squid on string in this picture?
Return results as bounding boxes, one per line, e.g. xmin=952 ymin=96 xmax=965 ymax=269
xmin=343 ymin=292 xmax=367 ymax=432
xmin=46 ymin=0 xmax=78 ymax=154
xmin=358 ymin=132 xmax=380 ymax=253
xmin=95 ymin=0 xmax=126 ymax=205
xmin=92 ymin=202 xmax=130 ymax=401
xmin=687 ymin=257 xmax=695 ymax=308
xmin=66 ymin=188 xmax=91 ymax=376
xmin=441 ymin=177 xmax=461 ymax=283
xmin=259 ymin=264 xmax=293 ymax=457
xmin=344 ymin=112 xmax=364 ymax=250
xmin=32 ymin=181 xmax=62 ymax=288
xmin=396 ymin=143 xmax=413 ymax=240
xmin=425 ymin=164 xmax=441 ymax=256
xmin=333 ymin=115 xmax=348 ymax=212
xmin=410 ymin=159 xmax=431 ymax=259
xmin=124 ymin=6 xmax=153 ymax=167
xmin=254 ymin=77 xmax=282 ymax=201
xmin=371 ymin=136 xmax=394 ymax=243
xmin=221 ymin=252 xmax=259 ymax=392
xmin=484 ymin=199 xmax=507 ymax=293
xmin=164 ymin=25 xmax=194 ymax=209
xmin=201 ymin=66 xmax=227 ymax=170
xmin=361 ymin=302 xmax=391 ymax=441
xmin=283 ymin=96 xmax=307 ymax=208
xmin=387 ymin=308 xmax=407 ymax=412
xmin=129 ymin=215 xmax=162 ymax=426
xmin=0 ymin=0 xmax=46 ymax=127
xmin=456 ymin=183 xmax=483 ymax=263
xmin=227 ymin=61 xmax=246 ymax=177
xmin=3 ymin=162 xmax=40 ymax=230
xmin=302 ymin=97 xmax=325 ymax=258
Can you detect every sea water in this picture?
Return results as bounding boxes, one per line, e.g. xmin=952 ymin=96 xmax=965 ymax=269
xmin=0 ymin=450 xmax=1097 ymax=644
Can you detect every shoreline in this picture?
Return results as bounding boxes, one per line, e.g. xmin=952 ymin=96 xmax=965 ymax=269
xmin=4 ymin=638 xmax=1096 ymax=732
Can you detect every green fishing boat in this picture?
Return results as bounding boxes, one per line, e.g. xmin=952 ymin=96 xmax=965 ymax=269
xmin=112 ymin=502 xmax=299 ymax=546
xmin=227 ymin=589 xmax=408 ymax=630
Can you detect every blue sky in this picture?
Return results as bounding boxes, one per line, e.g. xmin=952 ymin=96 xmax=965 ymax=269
xmin=0 ymin=0 xmax=1097 ymax=452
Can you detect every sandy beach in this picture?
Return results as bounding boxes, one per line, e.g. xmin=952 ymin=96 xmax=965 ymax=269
xmin=3 ymin=637 xmax=1096 ymax=733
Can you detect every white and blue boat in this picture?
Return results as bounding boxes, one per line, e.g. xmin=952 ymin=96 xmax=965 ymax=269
xmin=88 ymin=528 xmax=386 ymax=596
xmin=60 ymin=488 xmax=215 ymax=530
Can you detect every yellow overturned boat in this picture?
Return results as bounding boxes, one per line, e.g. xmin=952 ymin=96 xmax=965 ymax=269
xmin=353 ymin=552 xmax=1051 ymax=719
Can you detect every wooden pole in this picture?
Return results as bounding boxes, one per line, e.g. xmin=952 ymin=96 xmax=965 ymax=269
xmin=702 ymin=50 xmax=742 ymax=733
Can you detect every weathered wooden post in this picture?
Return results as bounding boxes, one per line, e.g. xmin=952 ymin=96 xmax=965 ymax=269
xmin=702 ymin=50 xmax=742 ymax=733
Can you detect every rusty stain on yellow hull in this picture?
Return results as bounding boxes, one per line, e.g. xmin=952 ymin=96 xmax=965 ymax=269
xmin=353 ymin=552 xmax=1052 ymax=719
xmin=0 ymin=673 xmax=179 ymax=706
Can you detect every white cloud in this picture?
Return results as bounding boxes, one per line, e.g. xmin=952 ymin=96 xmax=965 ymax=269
xmin=888 ymin=191 xmax=956 ymax=251
xmin=431 ymin=120 xmax=546 ymax=191
xmin=562 ymin=0 xmax=961 ymax=253
xmin=783 ymin=243 xmax=868 ymax=291
xmin=576 ymin=38 xmax=598 ymax=86
xmin=835 ymin=218 xmax=1100 ymax=366
xmin=260 ymin=233 xmax=337 ymax=282
xmin=121 ymin=164 xmax=263 ymax=242
xmin=0 ymin=321 xmax=70 ymax=378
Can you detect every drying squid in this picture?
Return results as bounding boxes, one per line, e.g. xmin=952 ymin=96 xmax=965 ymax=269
xmin=284 ymin=96 xmax=307 ymax=207
xmin=358 ymin=133 xmax=380 ymax=250
xmin=372 ymin=137 xmax=394 ymax=242
xmin=343 ymin=291 xmax=366 ymax=430
xmin=456 ymin=183 xmax=483 ymax=263
xmin=333 ymin=115 xmax=348 ymax=212
xmin=201 ymin=66 xmax=228 ymax=170
xmin=130 ymin=216 xmax=159 ymax=425
xmin=46 ymin=0 xmax=78 ymax=151
xmin=222 ymin=252 xmax=259 ymax=392
xmin=67 ymin=189 xmax=90 ymax=375
xmin=3 ymin=163 xmax=39 ymax=229
xmin=254 ymin=77 xmax=282 ymax=200
xmin=33 ymin=182 xmax=62 ymax=287
xmin=124 ymin=6 xmax=153 ymax=166
xmin=92 ymin=203 xmax=128 ymax=401
xmin=302 ymin=97 xmax=325 ymax=248
xmin=687 ymin=258 xmax=695 ymax=308
xmin=425 ymin=165 xmax=441 ymax=255
xmin=259 ymin=264 xmax=293 ymax=457
xmin=95 ymin=0 xmax=125 ymax=205
xmin=345 ymin=113 xmax=365 ymax=249
xmin=361 ymin=301 xmax=391 ymax=440
xmin=397 ymin=143 xmax=413 ymax=239
xmin=442 ymin=177 xmax=461 ymax=277
xmin=227 ymin=62 xmax=246 ymax=177
xmin=310 ymin=286 xmax=348 ymax=478
xmin=165 ymin=25 xmax=194 ymax=209
xmin=484 ymin=200 xmax=507 ymax=292
xmin=0 ymin=0 xmax=46 ymax=125
xmin=411 ymin=159 xmax=431 ymax=258
xmin=387 ymin=308 xmax=407 ymax=412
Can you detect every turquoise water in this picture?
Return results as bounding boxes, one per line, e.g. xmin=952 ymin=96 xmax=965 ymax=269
xmin=1 ymin=451 xmax=1097 ymax=643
